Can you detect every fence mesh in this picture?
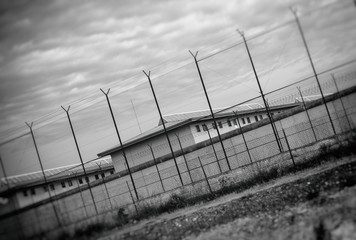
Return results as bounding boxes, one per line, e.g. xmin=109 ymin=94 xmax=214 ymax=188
xmin=0 ymin=1 xmax=356 ymax=239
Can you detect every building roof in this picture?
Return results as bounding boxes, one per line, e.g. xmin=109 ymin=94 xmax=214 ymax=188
xmin=0 ymin=157 xmax=113 ymax=192
xmin=159 ymin=103 xmax=264 ymax=125
xmin=98 ymin=102 xmax=300 ymax=157
xmin=295 ymin=93 xmax=332 ymax=103
xmin=98 ymin=119 xmax=193 ymax=157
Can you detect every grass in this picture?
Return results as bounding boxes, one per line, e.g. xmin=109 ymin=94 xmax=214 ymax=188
xmin=129 ymin=131 xmax=356 ymax=222
xmin=53 ymin=131 xmax=356 ymax=239
xmin=132 ymin=194 xmax=188 ymax=221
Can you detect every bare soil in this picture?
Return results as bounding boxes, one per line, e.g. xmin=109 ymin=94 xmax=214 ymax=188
xmin=98 ymin=156 xmax=356 ymax=240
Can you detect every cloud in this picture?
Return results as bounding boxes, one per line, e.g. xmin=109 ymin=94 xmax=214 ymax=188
xmin=65 ymin=72 xmax=87 ymax=87
xmin=0 ymin=0 xmax=355 ymax=175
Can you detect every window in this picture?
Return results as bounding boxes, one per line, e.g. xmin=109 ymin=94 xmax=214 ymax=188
xmin=43 ymin=186 xmax=48 ymax=192
xmin=232 ymin=119 xmax=237 ymax=126
xmin=241 ymin=118 xmax=246 ymax=124
xmin=212 ymin=122 xmax=217 ymax=129
xmin=218 ymin=122 xmax=223 ymax=128
xmin=23 ymin=190 xmax=28 ymax=197
xmin=85 ymin=177 xmax=89 ymax=183
xmin=78 ymin=178 xmax=83 ymax=184
xmin=68 ymin=180 xmax=73 ymax=186
xmin=202 ymin=124 xmax=208 ymax=131
xmin=227 ymin=119 xmax=232 ymax=127
xmin=259 ymin=115 xmax=263 ymax=120
xmin=50 ymin=184 xmax=55 ymax=191
xmin=195 ymin=125 xmax=201 ymax=132
xmin=30 ymin=188 xmax=36 ymax=195
xmin=247 ymin=117 xmax=251 ymax=123
xmin=101 ymin=173 xmax=105 ymax=178
xmin=61 ymin=181 xmax=66 ymax=188
xmin=254 ymin=116 xmax=259 ymax=122
xmin=95 ymin=174 xmax=99 ymax=180
xmin=110 ymin=170 xmax=114 ymax=175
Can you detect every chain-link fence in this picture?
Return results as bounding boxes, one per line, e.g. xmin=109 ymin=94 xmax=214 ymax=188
xmin=1 ymin=86 xmax=355 ymax=239
xmin=1 ymin=1 xmax=356 ymax=239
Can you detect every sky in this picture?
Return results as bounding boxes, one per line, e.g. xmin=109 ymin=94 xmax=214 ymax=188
xmin=0 ymin=0 xmax=356 ymax=177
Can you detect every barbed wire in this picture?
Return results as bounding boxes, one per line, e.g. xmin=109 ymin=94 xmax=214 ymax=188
xmin=0 ymin=0 xmax=346 ymax=142
xmin=0 ymin=0 xmax=354 ymax=185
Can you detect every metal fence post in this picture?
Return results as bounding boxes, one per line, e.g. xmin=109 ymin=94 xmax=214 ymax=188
xmin=100 ymin=88 xmax=139 ymax=201
xmin=147 ymin=144 xmax=165 ymax=192
xmin=131 ymin=99 xmax=143 ymax=134
xmin=282 ymin=129 xmax=296 ymax=169
xmin=290 ymin=8 xmax=336 ymax=136
xmin=25 ymin=122 xmax=62 ymax=228
xmin=266 ymin=100 xmax=283 ymax=152
xmin=0 ymin=155 xmax=8 ymax=190
xmin=206 ymin=127 xmax=222 ymax=173
xmin=233 ymin=111 xmax=253 ymax=164
xmin=61 ymin=106 xmax=98 ymax=215
xmin=189 ymin=51 xmax=231 ymax=171
xmin=143 ymin=71 xmax=184 ymax=186
xmin=198 ymin=157 xmax=213 ymax=195
xmin=126 ymin=181 xmax=138 ymax=215
xmin=237 ymin=29 xmax=283 ymax=153
xmin=331 ymin=74 xmax=352 ymax=130
xmin=174 ymin=133 xmax=193 ymax=183
xmin=297 ymin=87 xmax=318 ymax=142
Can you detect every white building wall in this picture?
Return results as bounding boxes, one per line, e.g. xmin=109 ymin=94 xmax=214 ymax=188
xmin=2 ymin=90 xmax=355 ymax=239
xmin=111 ymin=111 xmax=287 ymax=173
xmin=112 ymin=125 xmax=195 ymax=173
xmin=190 ymin=112 xmax=271 ymax=144
xmin=15 ymin=169 xmax=114 ymax=208
xmin=14 ymin=111 xmax=285 ymax=208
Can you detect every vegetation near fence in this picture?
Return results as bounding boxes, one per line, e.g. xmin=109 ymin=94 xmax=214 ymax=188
xmin=53 ymin=130 xmax=356 ymax=240
xmin=1 ymin=86 xmax=355 ymax=240
xmin=1 ymin=2 xmax=356 ymax=239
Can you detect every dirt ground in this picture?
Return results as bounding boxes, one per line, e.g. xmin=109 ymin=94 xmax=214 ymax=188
xmin=184 ymin=186 xmax=356 ymax=240
xmin=98 ymin=156 xmax=356 ymax=240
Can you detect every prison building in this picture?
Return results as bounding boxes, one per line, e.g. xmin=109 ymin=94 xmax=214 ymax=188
xmin=0 ymin=157 xmax=114 ymax=212
xmin=0 ymin=102 xmax=300 ymax=213
xmin=98 ymin=102 xmax=300 ymax=174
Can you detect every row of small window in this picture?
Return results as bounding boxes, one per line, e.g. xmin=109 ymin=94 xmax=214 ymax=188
xmin=22 ymin=170 xmax=114 ymax=197
xmin=195 ymin=115 xmax=264 ymax=132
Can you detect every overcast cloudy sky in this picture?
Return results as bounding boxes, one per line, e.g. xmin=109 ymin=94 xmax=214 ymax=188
xmin=0 ymin=0 xmax=355 ymax=176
